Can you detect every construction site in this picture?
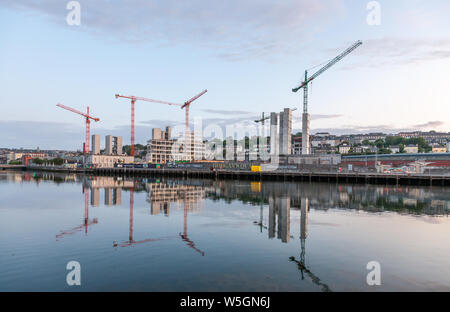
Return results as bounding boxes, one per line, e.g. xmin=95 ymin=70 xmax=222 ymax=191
xmin=3 ymin=40 xmax=447 ymax=182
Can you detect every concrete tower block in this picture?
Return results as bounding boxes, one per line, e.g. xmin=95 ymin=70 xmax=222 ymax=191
xmin=91 ymin=134 xmax=100 ymax=155
xmin=105 ymin=135 xmax=113 ymax=155
xmin=270 ymin=112 xmax=279 ymax=157
xmin=279 ymin=108 xmax=292 ymax=155
xmin=117 ymin=136 xmax=123 ymax=155
xmin=302 ymin=113 xmax=310 ymax=155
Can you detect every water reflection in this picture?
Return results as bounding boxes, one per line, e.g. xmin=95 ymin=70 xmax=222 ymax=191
xmin=2 ymin=171 xmax=449 ymax=291
xmin=56 ymin=185 xmax=98 ymax=240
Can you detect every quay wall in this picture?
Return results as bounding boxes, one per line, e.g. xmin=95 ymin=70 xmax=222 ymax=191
xmin=22 ymin=165 xmax=450 ymax=187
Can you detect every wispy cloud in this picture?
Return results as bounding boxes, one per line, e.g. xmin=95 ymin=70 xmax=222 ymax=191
xmin=293 ymin=114 xmax=342 ymax=122
xmin=200 ymin=109 xmax=254 ymax=116
xmin=1 ymin=0 xmax=343 ymax=61
xmin=341 ymin=37 xmax=450 ymax=69
xmin=0 ymin=120 xmax=153 ymax=150
xmin=413 ymin=120 xmax=445 ymax=129
xmin=309 ymin=120 xmax=448 ymax=135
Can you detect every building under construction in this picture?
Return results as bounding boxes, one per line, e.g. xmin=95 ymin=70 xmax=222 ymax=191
xmin=146 ymin=126 xmax=205 ymax=164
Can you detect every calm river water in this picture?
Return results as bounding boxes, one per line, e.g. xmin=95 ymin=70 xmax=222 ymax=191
xmin=0 ymin=170 xmax=449 ymax=291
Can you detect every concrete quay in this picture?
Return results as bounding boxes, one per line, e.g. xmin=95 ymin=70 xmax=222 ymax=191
xmin=18 ymin=165 xmax=450 ymax=187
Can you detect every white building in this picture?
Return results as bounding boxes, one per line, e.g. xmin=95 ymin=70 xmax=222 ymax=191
xmin=146 ymin=126 xmax=205 ymax=163
xmin=86 ymin=154 xmax=134 ymax=168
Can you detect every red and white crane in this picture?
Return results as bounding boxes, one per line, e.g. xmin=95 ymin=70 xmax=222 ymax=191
xmin=56 ymin=103 xmax=100 ymax=154
xmin=181 ymin=90 xmax=208 ymax=147
xmin=115 ymin=90 xmax=207 ymax=157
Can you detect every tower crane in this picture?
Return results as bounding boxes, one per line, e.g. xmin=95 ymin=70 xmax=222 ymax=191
xmin=254 ymin=109 xmax=298 ymax=125
xmin=181 ymin=89 xmax=208 ymax=143
xmin=292 ymin=40 xmax=362 ymax=155
xmin=115 ymin=94 xmax=182 ymax=157
xmin=56 ymin=103 xmax=100 ymax=154
xmin=115 ymin=90 xmax=207 ymax=158
xmin=254 ymin=112 xmax=270 ymax=125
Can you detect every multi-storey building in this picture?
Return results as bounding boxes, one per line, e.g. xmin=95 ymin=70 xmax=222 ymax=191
xmin=105 ymin=135 xmax=123 ymax=155
xmin=91 ymin=134 xmax=100 ymax=155
xmin=146 ymin=126 xmax=205 ymax=163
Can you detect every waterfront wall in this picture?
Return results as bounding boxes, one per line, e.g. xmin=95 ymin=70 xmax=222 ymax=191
xmin=23 ymin=165 xmax=450 ymax=187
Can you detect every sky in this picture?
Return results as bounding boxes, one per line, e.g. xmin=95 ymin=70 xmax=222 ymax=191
xmin=1 ymin=0 xmax=450 ymax=150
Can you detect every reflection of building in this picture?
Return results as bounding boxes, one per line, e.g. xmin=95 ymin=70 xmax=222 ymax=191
xmin=278 ymin=196 xmax=290 ymax=243
xmin=105 ymin=188 xmax=122 ymax=206
xmin=146 ymin=182 xmax=205 ymax=215
xmin=91 ymin=188 xmax=100 ymax=206
xmin=300 ymin=198 xmax=308 ymax=240
xmin=268 ymin=195 xmax=290 ymax=243
xmin=87 ymin=176 xmax=129 ymax=206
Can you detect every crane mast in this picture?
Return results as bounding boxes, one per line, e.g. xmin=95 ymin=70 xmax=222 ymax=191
xmin=56 ymin=103 xmax=100 ymax=154
xmin=115 ymin=90 xmax=206 ymax=160
xmin=292 ymin=40 xmax=362 ymax=155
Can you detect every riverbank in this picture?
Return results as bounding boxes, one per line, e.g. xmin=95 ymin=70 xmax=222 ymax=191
xmin=14 ymin=165 xmax=450 ymax=186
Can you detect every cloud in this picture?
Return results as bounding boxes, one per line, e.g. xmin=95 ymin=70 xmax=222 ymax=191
xmin=341 ymin=37 xmax=450 ymax=69
xmin=200 ymin=109 xmax=254 ymax=116
xmin=293 ymin=114 xmax=342 ymax=122
xmin=308 ymin=120 xmax=448 ymax=135
xmin=1 ymin=0 xmax=343 ymax=61
xmin=0 ymin=120 xmax=153 ymax=150
xmin=413 ymin=121 xmax=445 ymax=129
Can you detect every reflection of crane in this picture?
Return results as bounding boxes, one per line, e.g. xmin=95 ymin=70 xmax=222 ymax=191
xmin=289 ymin=198 xmax=331 ymax=292
xmin=115 ymin=187 xmax=167 ymax=247
xmin=292 ymin=40 xmax=362 ymax=155
xmin=56 ymin=185 xmax=98 ymax=240
xmin=289 ymin=256 xmax=331 ymax=292
xmin=115 ymin=90 xmax=207 ymax=157
xmin=56 ymin=103 xmax=100 ymax=154
xmin=179 ymin=194 xmax=205 ymax=256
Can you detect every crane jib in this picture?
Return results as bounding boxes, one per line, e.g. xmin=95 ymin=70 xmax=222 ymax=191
xmin=292 ymin=40 xmax=362 ymax=93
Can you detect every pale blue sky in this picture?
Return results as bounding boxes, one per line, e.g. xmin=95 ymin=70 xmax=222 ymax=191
xmin=1 ymin=0 xmax=449 ymax=150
